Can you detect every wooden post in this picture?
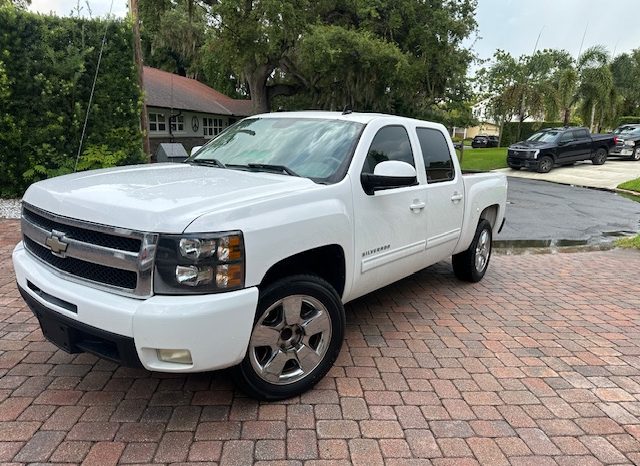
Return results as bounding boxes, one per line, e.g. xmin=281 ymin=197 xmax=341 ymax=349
xmin=129 ymin=0 xmax=151 ymax=160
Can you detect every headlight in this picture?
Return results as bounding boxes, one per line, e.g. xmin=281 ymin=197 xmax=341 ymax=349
xmin=530 ymin=150 xmax=540 ymax=159
xmin=154 ymin=232 xmax=245 ymax=294
xmin=624 ymin=140 xmax=635 ymax=147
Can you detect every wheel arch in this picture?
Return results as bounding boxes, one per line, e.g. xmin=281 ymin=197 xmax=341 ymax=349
xmin=259 ymin=245 xmax=346 ymax=298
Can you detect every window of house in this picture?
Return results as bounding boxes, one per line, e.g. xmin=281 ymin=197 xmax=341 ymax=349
xmin=149 ymin=113 xmax=166 ymax=132
xmin=203 ymin=117 xmax=224 ymax=137
xmin=170 ymin=114 xmax=184 ymax=132
xmin=416 ymin=127 xmax=455 ymax=183
xmin=361 ymin=126 xmax=414 ymax=174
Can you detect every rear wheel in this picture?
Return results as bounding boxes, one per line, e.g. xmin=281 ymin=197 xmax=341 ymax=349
xmin=592 ymin=148 xmax=607 ymax=165
xmin=452 ymin=219 xmax=493 ymax=283
xmin=632 ymin=147 xmax=640 ymax=161
xmin=537 ymin=156 xmax=553 ymax=173
xmin=234 ymin=275 xmax=345 ymax=400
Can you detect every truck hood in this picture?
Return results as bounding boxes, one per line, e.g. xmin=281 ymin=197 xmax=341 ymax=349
xmin=509 ymin=140 xmax=554 ymax=150
xmin=23 ymin=163 xmax=317 ymax=232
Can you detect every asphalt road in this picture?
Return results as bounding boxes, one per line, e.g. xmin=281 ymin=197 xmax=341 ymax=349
xmin=496 ymin=177 xmax=640 ymax=243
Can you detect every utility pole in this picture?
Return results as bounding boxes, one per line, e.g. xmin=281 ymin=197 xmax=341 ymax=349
xmin=129 ymin=0 xmax=151 ymax=160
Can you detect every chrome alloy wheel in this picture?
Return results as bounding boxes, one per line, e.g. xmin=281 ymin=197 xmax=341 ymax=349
xmin=249 ymin=295 xmax=332 ymax=385
xmin=475 ymin=229 xmax=491 ymax=273
xmin=634 ymin=147 xmax=640 ymax=161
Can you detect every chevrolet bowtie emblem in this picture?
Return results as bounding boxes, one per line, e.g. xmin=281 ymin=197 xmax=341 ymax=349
xmin=45 ymin=230 xmax=69 ymax=257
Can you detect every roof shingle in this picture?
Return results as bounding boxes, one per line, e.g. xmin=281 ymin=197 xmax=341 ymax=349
xmin=143 ymin=66 xmax=253 ymax=117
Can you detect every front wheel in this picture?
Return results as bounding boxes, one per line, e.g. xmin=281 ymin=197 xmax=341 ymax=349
xmin=537 ymin=156 xmax=554 ymax=173
xmin=632 ymin=147 xmax=640 ymax=161
xmin=592 ymin=148 xmax=607 ymax=165
xmin=234 ymin=275 xmax=345 ymax=400
xmin=452 ymin=219 xmax=493 ymax=283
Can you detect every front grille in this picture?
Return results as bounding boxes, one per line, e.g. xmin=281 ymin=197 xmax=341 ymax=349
xmin=23 ymin=208 xmax=141 ymax=252
xmin=24 ymin=237 xmax=137 ymax=289
xmin=21 ymin=204 xmax=158 ymax=297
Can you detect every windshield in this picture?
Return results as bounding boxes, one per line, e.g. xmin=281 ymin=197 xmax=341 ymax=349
xmin=615 ymin=126 xmax=640 ymax=137
xmin=527 ymin=131 xmax=560 ymax=142
xmin=188 ymin=117 xmax=365 ymax=182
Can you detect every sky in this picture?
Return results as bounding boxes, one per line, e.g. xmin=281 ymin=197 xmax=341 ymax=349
xmin=29 ymin=0 xmax=640 ymax=63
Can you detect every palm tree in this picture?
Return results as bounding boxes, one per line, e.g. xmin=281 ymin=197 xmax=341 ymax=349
xmin=577 ymin=46 xmax=614 ymax=132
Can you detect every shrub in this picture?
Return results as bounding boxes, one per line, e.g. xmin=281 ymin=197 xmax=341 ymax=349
xmin=0 ymin=7 xmax=145 ymax=197
xmin=616 ymin=116 xmax=640 ymax=128
xmin=500 ymin=121 xmax=564 ymax=146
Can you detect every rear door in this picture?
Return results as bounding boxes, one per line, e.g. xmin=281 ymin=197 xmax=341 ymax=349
xmin=415 ymin=127 xmax=465 ymax=262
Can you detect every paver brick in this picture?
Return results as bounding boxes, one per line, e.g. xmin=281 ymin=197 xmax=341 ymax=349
xmin=2 ymin=221 xmax=640 ymax=465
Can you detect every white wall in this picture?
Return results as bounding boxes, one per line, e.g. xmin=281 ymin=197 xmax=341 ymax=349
xmin=147 ymin=107 xmax=236 ymax=139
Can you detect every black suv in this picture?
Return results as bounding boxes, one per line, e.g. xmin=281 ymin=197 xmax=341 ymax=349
xmin=471 ymin=135 xmax=498 ymax=149
xmin=610 ymin=124 xmax=640 ymax=161
xmin=471 ymin=135 xmax=499 ymax=148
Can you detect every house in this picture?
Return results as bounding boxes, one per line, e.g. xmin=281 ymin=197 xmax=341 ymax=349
xmin=143 ymin=66 xmax=253 ymax=157
xmin=455 ymin=98 xmax=543 ymax=140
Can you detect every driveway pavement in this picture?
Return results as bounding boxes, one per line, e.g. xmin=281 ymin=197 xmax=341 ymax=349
xmin=497 ymin=178 xmax=640 ymax=242
xmin=495 ymin=159 xmax=640 ymax=190
xmin=3 ymin=219 xmax=640 ymax=465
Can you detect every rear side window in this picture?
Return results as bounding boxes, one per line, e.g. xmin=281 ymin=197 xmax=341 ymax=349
xmin=416 ymin=127 xmax=455 ymax=183
xmin=361 ymin=126 xmax=414 ymax=173
xmin=575 ymin=129 xmax=589 ymax=139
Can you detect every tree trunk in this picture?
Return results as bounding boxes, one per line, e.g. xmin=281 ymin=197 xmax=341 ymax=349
xmin=129 ymin=0 xmax=150 ymax=160
xmin=563 ymin=108 xmax=570 ymax=127
xmin=589 ymin=102 xmax=596 ymax=133
xmin=247 ymin=65 xmax=271 ymax=115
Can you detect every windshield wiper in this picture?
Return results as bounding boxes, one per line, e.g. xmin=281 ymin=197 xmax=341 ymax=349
xmin=227 ymin=163 xmax=299 ymax=177
xmin=188 ymin=158 xmax=227 ymax=168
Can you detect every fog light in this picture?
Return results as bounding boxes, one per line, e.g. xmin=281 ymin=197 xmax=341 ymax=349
xmin=157 ymin=349 xmax=193 ymax=364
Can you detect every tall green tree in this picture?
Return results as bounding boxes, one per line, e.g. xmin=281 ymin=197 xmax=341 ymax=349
xmin=577 ymin=46 xmax=614 ymax=131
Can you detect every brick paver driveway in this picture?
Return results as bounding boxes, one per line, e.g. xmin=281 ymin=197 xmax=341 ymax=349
xmin=2 ymin=218 xmax=640 ymax=465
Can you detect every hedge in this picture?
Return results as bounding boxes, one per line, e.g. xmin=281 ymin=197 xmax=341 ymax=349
xmin=616 ymin=116 xmax=640 ymax=128
xmin=500 ymin=121 xmax=564 ymax=146
xmin=0 ymin=7 xmax=145 ymax=197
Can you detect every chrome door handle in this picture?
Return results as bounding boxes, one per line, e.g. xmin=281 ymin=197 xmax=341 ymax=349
xmin=409 ymin=201 xmax=426 ymax=212
xmin=451 ymin=192 xmax=463 ymax=202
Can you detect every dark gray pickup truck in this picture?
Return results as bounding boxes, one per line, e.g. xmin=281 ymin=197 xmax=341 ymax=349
xmin=507 ymin=127 xmax=616 ymax=173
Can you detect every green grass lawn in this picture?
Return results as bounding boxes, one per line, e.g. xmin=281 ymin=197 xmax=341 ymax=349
xmin=615 ymin=235 xmax=640 ymax=249
xmin=618 ymin=177 xmax=640 ymax=193
xmin=458 ymin=147 xmax=508 ymax=172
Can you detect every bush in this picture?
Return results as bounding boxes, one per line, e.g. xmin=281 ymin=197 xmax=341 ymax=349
xmin=500 ymin=121 xmax=564 ymax=146
xmin=616 ymin=116 xmax=640 ymax=128
xmin=0 ymin=7 xmax=145 ymax=197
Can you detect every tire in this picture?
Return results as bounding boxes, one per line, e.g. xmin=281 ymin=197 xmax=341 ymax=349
xmin=537 ymin=156 xmax=553 ymax=173
xmin=592 ymin=148 xmax=607 ymax=165
xmin=452 ymin=219 xmax=493 ymax=283
xmin=632 ymin=147 xmax=640 ymax=161
xmin=234 ymin=275 xmax=345 ymax=400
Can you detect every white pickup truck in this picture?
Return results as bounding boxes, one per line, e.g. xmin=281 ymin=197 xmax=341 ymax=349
xmin=13 ymin=111 xmax=507 ymax=400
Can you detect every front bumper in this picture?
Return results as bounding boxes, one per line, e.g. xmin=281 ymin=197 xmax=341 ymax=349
xmin=13 ymin=242 xmax=259 ymax=372
xmin=609 ymin=148 xmax=634 ymax=156
xmin=507 ymin=156 xmax=539 ymax=170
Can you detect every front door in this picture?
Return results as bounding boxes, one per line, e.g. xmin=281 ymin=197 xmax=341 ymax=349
xmin=415 ymin=127 xmax=465 ymax=261
xmin=350 ymin=123 xmax=428 ymax=299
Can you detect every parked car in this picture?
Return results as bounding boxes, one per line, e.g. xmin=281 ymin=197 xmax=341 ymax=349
xmin=472 ymin=135 xmax=499 ymax=148
xmin=507 ymin=127 xmax=616 ymax=173
xmin=13 ymin=111 xmax=507 ymax=400
xmin=610 ymin=124 xmax=640 ymax=161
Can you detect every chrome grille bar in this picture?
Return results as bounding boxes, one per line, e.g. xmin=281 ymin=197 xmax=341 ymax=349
xmin=21 ymin=202 xmax=158 ymax=298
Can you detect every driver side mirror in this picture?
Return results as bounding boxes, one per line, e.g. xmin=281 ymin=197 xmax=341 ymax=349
xmin=361 ymin=160 xmax=418 ymax=196
xmin=190 ymin=146 xmax=203 ymax=156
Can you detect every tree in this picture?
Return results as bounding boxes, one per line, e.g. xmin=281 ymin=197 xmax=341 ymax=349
xmin=611 ymin=49 xmax=640 ymax=117
xmin=577 ymin=46 xmax=614 ymax=132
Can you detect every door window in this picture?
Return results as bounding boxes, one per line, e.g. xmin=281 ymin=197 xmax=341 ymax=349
xmin=362 ymin=126 xmax=414 ymax=174
xmin=559 ymin=131 xmax=574 ymax=143
xmin=416 ymin=128 xmax=455 ymax=183
xmin=574 ymin=129 xmax=589 ymax=139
